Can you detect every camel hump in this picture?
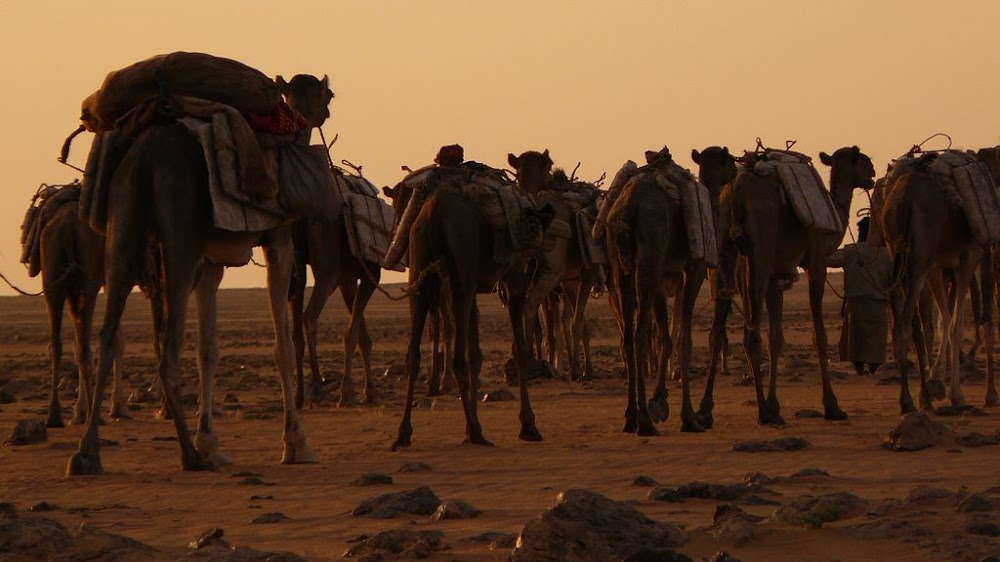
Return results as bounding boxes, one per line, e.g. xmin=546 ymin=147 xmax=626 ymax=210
xmin=20 ymin=181 xmax=83 ymax=278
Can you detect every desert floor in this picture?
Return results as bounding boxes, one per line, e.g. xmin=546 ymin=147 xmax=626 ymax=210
xmin=1 ymin=276 xmax=998 ymax=562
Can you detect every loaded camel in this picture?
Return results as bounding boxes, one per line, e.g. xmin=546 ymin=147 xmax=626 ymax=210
xmin=705 ymin=146 xmax=875 ymax=426
xmin=387 ymin=150 xmax=555 ymax=448
xmin=508 ymin=149 xmax=601 ymax=381
xmin=67 ymin=73 xmax=333 ymax=475
xmin=289 ymin=195 xmax=382 ymax=408
xmin=602 ymin=148 xmax=714 ymax=434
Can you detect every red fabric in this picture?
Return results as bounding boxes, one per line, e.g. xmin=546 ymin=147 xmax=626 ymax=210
xmin=243 ymin=102 xmax=310 ymax=134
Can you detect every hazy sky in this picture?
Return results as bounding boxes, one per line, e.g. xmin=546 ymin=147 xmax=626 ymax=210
xmin=1 ymin=1 xmax=999 ymax=296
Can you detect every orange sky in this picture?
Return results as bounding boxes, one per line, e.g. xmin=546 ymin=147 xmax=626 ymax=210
xmin=2 ymin=1 xmax=999 ymax=296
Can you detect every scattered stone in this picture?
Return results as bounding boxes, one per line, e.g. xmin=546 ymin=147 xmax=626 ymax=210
xmin=707 ymin=552 xmax=742 ymax=562
xmin=650 ymin=482 xmax=750 ymax=504
xmin=933 ymin=404 xmax=988 ymax=417
xmin=481 ymin=388 xmax=516 ymax=402
xmin=397 ymin=462 xmax=431 ymax=473
xmin=710 ymin=505 xmax=762 ymax=547
xmin=0 ymin=386 xmax=16 ymax=404
xmin=250 ymin=512 xmax=289 ymax=524
xmin=958 ymin=494 xmax=995 ymax=513
xmin=510 ymin=489 xmax=687 ymax=562
xmin=248 ymin=495 xmax=273 ymax=501
xmin=173 ymin=545 xmax=310 ymax=561
xmin=151 ymin=436 xmax=177 ymax=442
xmin=0 ymin=516 xmax=74 ymax=558
xmin=956 ymin=432 xmax=998 ymax=448
xmin=843 ymin=518 xmax=934 ymax=541
xmin=56 ymin=522 xmax=157 ymax=561
xmin=621 ymin=548 xmax=693 ymax=562
xmin=352 ymin=486 xmax=442 ymax=519
xmin=886 ymin=412 xmax=956 ymax=451
xmin=222 ymin=394 xmax=239 ymax=403
xmin=342 ymin=529 xmax=444 ymax=560
xmin=790 ymin=468 xmax=831 ymax=478
xmin=743 ymin=473 xmax=778 ymax=487
xmin=231 ymin=471 xmax=262 ymax=478
xmin=793 ymin=409 xmax=823 ymax=419
xmin=350 ymin=473 xmax=393 ymax=486
xmin=966 ymin=520 xmax=1000 ymax=537
xmin=740 ymin=495 xmax=783 ymax=506
xmin=732 ymin=437 xmax=810 ymax=453
xmin=29 ymin=502 xmax=60 ymax=512
xmin=5 ymin=419 xmax=47 ymax=446
xmin=776 ymin=492 xmax=870 ymax=527
xmin=457 ymin=531 xmax=518 ymax=550
xmin=632 ymin=476 xmax=658 ymax=487
xmin=431 ymin=499 xmax=481 ymax=521
xmin=237 ymin=477 xmax=276 ymax=487
xmin=189 ymin=527 xmax=228 ymax=549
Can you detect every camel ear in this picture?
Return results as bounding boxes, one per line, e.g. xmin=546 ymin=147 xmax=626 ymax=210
xmin=508 ymin=153 xmax=520 ymax=169
xmin=852 ymin=145 xmax=860 ymax=156
xmin=723 ymin=146 xmax=730 ymax=156
xmin=543 ymin=149 xmax=552 ymax=166
xmin=321 ymin=74 xmax=329 ymax=89
xmin=644 ymin=150 xmax=658 ymax=164
xmin=691 ymin=149 xmax=702 ymax=165
xmin=819 ymin=151 xmax=833 ymax=166
xmin=276 ymin=75 xmax=290 ymax=95
xmin=382 ymin=185 xmax=397 ymax=199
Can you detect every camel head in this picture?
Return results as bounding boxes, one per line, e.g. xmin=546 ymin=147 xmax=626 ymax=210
xmin=276 ymin=74 xmax=334 ymax=128
xmin=691 ymin=146 xmax=737 ymax=200
xmin=508 ymin=149 xmax=553 ymax=195
xmin=819 ymin=146 xmax=876 ymax=192
xmin=644 ymin=147 xmax=673 ymax=166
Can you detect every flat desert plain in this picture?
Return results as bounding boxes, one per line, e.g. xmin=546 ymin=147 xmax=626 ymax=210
xmin=1 ymin=276 xmax=998 ymax=562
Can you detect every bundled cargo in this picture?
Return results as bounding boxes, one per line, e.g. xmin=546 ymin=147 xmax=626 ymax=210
xmin=80 ymin=52 xmax=282 ymax=132
xmin=750 ymin=149 xmax=842 ymax=234
xmin=336 ymin=169 xmax=402 ymax=270
xmin=20 ymin=181 xmax=82 ymax=277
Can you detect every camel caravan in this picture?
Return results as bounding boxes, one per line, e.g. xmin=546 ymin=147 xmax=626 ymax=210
xmin=15 ymin=51 xmax=1000 ymax=473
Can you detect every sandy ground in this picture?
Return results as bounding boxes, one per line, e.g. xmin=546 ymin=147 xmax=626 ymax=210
xmin=1 ymin=276 xmax=998 ymax=561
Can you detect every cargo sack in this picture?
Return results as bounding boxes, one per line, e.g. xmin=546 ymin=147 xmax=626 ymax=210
xmin=930 ymin=150 xmax=1000 ymax=244
xmin=277 ymin=143 xmax=342 ymax=219
xmin=80 ymin=131 xmax=126 ymax=235
xmin=593 ymin=160 xmax=638 ymax=240
xmin=20 ymin=182 xmax=83 ymax=278
xmin=343 ymin=190 xmax=402 ymax=271
xmin=82 ymin=52 xmax=281 ymax=132
xmin=575 ymin=211 xmax=608 ymax=267
xmin=754 ymin=150 xmax=841 ymax=234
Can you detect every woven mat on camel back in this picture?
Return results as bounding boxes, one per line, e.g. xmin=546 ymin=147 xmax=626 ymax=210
xmin=748 ymin=149 xmax=841 ymax=235
xmin=80 ymin=96 xmax=340 ymax=236
xmin=383 ymin=163 xmax=559 ymax=270
xmin=549 ymin=176 xmax=607 ymax=268
xmin=597 ymin=158 xmax=718 ymax=268
xmin=883 ymin=150 xmax=1000 ymax=245
xmin=336 ymin=170 xmax=403 ymax=271
xmin=19 ymin=181 xmax=82 ymax=278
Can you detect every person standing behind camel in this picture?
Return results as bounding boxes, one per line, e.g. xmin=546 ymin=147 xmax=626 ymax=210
xmin=827 ymin=216 xmax=892 ymax=376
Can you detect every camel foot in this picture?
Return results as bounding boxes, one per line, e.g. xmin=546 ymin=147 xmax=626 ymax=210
xmin=195 ymin=432 xmax=233 ymax=467
xmin=392 ymin=423 xmax=413 ymax=451
xmin=181 ymin=455 xmax=217 ymax=472
xmin=46 ymin=412 xmax=65 ymax=429
xmin=70 ymin=410 xmax=87 ymax=426
xmin=622 ymin=409 xmax=638 ymax=434
xmin=927 ymin=379 xmax=947 ymax=402
xmin=985 ymin=391 xmax=999 ymax=408
xmin=425 ymin=385 xmax=443 ymax=398
xmin=695 ymin=409 xmax=715 ymax=430
xmin=66 ymin=450 xmax=103 ymax=476
xmin=823 ymin=407 xmax=848 ymax=421
xmin=519 ymin=425 xmax=544 ymax=442
xmin=108 ymin=406 xmax=132 ymax=420
xmin=949 ymin=394 xmax=967 ymax=408
xmin=647 ymin=394 xmax=669 ymax=424
xmin=758 ymin=411 xmax=787 ymax=428
xmin=636 ymin=417 xmax=659 ymax=437
xmin=900 ymin=394 xmax=917 ymax=415
xmin=680 ymin=415 xmax=705 ymax=433
xmin=363 ymin=386 xmax=379 ymax=405
xmin=463 ymin=434 xmax=495 ymax=447
xmin=281 ymin=444 xmax=318 ymax=464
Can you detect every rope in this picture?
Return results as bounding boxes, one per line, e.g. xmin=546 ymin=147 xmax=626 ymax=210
xmin=0 ymin=270 xmax=42 ymax=296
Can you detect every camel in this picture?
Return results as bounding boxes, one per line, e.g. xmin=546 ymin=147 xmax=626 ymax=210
xmin=67 ymin=74 xmax=332 ymax=475
xmin=387 ymin=162 xmax=554 ymax=449
xmin=508 ymin=150 xmax=601 ymax=381
xmin=705 ymin=146 xmax=875 ymax=426
xmin=36 ymin=199 xmax=127 ymax=428
xmin=289 ymin=209 xmax=381 ymax=409
xmin=602 ymin=149 xmax=712 ymax=434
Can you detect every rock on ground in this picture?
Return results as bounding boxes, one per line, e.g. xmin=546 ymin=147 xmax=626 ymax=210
xmin=5 ymin=420 xmax=47 ymax=446
xmin=343 ymin=529 xmax=444 ymax=560
xmin=510 ymin=489 xmax=688 ymax=562
xmin=775 ymin=492 xmax=870 ymax=527
xmin=430 ymin=499 xmax=481 ymax=521
xmin=53 ymin=523 xmax=157 ymax=562
xmin=350 ymin=473 xmax=394 ymax=486
xmin=710 ymin=505 xmax=763 ymax=547
xmin=173 ymin=546 xmax=310 ymax=562
xmin=885 ymin=412 xmax=955 ymax=451
xmin=0 ymin=515 xmax=74 ymax=559
xmin=732 ymin=437 xmax=810 ymax=453
xmin=352 ymin=486 xmax=442 ymax=519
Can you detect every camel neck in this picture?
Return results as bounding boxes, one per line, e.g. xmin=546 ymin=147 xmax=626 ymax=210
xmin=828 ymin=168 xmax=855 ymax=234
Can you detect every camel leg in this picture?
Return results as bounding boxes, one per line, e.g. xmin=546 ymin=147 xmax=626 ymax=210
xmin=289 ymin=254 xmax=307 ymax=410
xmin=69 ymin=290 xmax=102 ymax=425
xmin=678 ymin=268 xmax=705 ymax=432
xmin=264 ymin=233 xmax=317 ymax=464
xmin=392 ymin=271 xmax=432 ymax=451
xmin=647 ymin=290 xmax=671 ymax=424
xmin=763 ymin=277 xmax=787 ymax=426
xmin=506 ymin=279 xmax=543 ymax=442
xmin=983 ymin=252 xmax=999 ymax=406
xmin=947 ymin=257 xmax=976 ymax=407
xmin=441 ymin=302 xmax=455 ymax=395
xmin=988 ymin=325 xmax=999 ymax=407
xmin=568 ymin=276 xmax=595 ymax=381
xmin=964 ymin=274 xmax=983 ymax=365
xmin=342 ymin=265 xmax=380 ymax=404
xmin=699 ymin=247 xmax=738 ymax=428
xmin=304 ymin=274 xmax=337 ymax=407
xmin=191 ymin=263 xmax=230 ymax=466
xmin=426 ymin=308 xmax=444 ymax=396
xmin=807 ymin=265 xmax=846 ymax=420
xmin=891 ymin=264 xmax=929 ymax=415
xmin=470 ymin=301 xmax=483 ymax=397
xmin=44 ymin=284 xmax=68 ymax=428
xmin=523 ymin=261 xmax=564 ymax=373
xmin=108 ymin=328 xmax=129 ymax=420
xmin=742 ymin=258 xmax=774 ymax=425
xmin=616 ymin=267 xmax=639 ymax=433
xmin=927 ymin=271 xmax=951 ymax=385
xmin=452 ymin=288 xmax=491 ymax=446
xmin=632 ymin=251 xmax=659 ymax=437
xmin=148 ymin=293 xmax=171 ymax=421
